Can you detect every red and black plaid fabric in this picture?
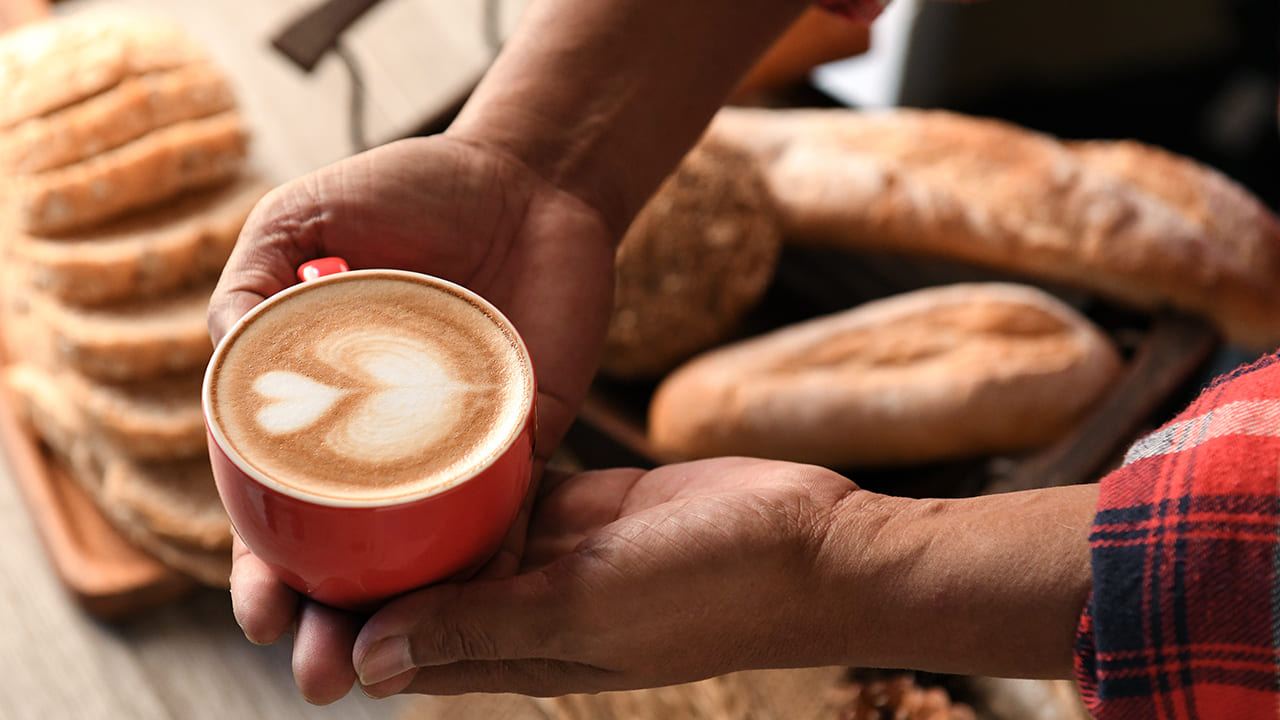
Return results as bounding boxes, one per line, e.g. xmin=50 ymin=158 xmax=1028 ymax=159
xmin=814 ymin=0 xmax=891 ymax=23
xmin=1075 ymin=351 xmax=1280 ymax=718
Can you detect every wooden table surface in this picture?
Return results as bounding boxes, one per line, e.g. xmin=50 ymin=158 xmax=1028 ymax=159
xmin=0 ymin=1 xmax=517 ymax=717
xmin=0 ymin=438 xmax=412 ymax=720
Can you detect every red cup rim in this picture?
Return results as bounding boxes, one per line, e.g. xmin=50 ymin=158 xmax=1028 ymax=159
xmin=201 ymin=269 xmax=536 ymax=508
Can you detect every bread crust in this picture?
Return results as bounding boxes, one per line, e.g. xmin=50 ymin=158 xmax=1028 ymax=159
xmin=0 ymin=11 xmax=207 ymax=129
xmin=12 ymin=175 xmax=265 ymax=306
xmin=707 ymin=107 xmax=1280 ymax=350
xmin=602 ymin=139 xmax=782 ymax=378
xmin=647 ymin=283 xmax=1122 ymax=467
xmin=0 ymin=62 xmax=237 ymax=174
xmin=16 ymin=112 xmax=248 ymax=235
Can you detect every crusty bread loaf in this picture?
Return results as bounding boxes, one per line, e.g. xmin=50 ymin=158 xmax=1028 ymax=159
xmin=0 ymin=10 xmax=207 ymax=130
xmin=15 ymin=111 xmax=248 ymax=235
xmin=0 ymin=62 xmax=237 ymax=174
xmin=601 ymin=139 xmax=782 ymax=379
xmin=706 ymin=107 xmax=1280 ymax=350
xmin=648 ymin=283 xmax=1121 ymax=467
xmin=11 ymin=174 xmax=266 ymax=305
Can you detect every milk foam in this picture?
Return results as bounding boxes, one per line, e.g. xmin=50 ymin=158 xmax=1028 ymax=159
xmin=209 ymin=272 xmax=533 ymax=502
xmin=255 ymin=328 xmax=496 ymax=464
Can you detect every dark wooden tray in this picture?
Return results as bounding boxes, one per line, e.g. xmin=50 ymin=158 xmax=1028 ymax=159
xmin=564 ymin=246 xmax=1222 ymax=498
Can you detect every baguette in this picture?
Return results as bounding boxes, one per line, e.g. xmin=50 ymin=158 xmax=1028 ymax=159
xmin=648 ymin=282 xmax=1121 ymax=467
xmin=706 ymin=107 xmax=1280 ymax=350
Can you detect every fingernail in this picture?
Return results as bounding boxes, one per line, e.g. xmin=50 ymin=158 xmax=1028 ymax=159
xmin=360 ymin=669 xmax=418 ymax=700
xmin=358 ymin=636 xmax=414 ymax=686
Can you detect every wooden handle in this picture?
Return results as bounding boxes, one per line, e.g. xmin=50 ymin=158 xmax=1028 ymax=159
xmin=732 ymin=7 xmax=870 ymax=102
xmin=271 ymin=0 xmax=385 ymax=72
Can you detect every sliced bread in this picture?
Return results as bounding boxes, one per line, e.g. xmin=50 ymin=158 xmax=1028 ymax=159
xmin=16 ymin=111 xmax=248 ymax=235
xmin=0 ymin=62 xmax=237 ymax=174
xmin=24 ymin=277 xmax=215 ymax=381
xmin=4 ymin=363 xmax=231 ymax=586
xmin=11 ymin=173 xmax=266 ymax=305
xmin=0 ymin=10 xmax=208 ymax=130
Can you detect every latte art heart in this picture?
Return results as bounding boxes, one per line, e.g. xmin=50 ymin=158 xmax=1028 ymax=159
xmin=253 ymin=328 xmax=496 ymax=465
xmin=254 ymin=371 xmax=348 ymax=434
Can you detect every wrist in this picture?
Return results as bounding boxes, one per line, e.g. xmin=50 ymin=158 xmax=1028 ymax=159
xmin=814 ymin=484 xmax=1098 ymax=678
xmin=448 ymin=0 xmax=810 ymax=239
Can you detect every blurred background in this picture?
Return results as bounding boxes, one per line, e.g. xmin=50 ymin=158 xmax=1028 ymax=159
xmin=814 ymin=0 xmax=1278 ymax=210
xmin=0 ymin=1 xmax=1275 ymax=719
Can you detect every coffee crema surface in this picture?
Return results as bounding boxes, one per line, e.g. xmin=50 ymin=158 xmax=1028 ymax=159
xmin=209 ymin=273 xmax=533 ymax=503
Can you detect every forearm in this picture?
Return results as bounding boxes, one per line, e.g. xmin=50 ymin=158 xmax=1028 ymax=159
xmin=447 ymin=0 xmax=812 ymax=237
xmin=818 ymin=484 xmax=1097 ymax=679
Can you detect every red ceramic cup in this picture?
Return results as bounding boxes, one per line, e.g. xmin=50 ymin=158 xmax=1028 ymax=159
xmin=202 ymin=259 xmax=536 ymax=611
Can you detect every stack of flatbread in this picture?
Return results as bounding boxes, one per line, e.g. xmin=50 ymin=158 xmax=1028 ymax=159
xmin=0 ymin=10 xmax=269 ymax=587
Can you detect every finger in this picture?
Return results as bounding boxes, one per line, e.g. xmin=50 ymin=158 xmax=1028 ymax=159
xmin=207 ymin=182 xmax=328 ymax=343
xmin=229 ymin=534 xmax=300 ymax=645
xmin=475 ymin=465 xmax=542 ymax=580
xmin=394 ymin=658 xmax=617 ymax=698
xmin=353 ymin=574 xmax=566 ymax=688
xmin=292 ymin=600 xmax=363 ymax=705
xmin=206 ymin=285 xmax=267 ymax=347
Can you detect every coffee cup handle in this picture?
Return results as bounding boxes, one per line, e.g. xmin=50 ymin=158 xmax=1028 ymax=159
xmin=297 ymin=257 xmax=350 ymax=283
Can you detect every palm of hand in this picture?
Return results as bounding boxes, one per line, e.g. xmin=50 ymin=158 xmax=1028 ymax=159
xmin=493 ymin=458 xmax=861 ymax=689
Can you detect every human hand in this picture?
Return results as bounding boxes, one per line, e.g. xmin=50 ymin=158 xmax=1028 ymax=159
xmin=343 ymin=457 xmax=862 ymax=699
xmin=255 ymin=453 xmax=1096 ymax=703
xmin=210 ymin=133 xmax=617 ymax=701
xmin=340 ymin=458 xmax=1096 ymax=701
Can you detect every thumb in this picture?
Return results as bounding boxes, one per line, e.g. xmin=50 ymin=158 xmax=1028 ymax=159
xmin=353 ymin=574 xmax=564 ymax=687
xmin=206 ymin=184 xmax=329 ymax=344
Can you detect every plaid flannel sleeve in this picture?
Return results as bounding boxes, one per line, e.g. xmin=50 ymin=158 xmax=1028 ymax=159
xmin=1075 ymin=351 xmax=1280 ymax=719
xmin=814 ymin=0 xmax=891 ymax=23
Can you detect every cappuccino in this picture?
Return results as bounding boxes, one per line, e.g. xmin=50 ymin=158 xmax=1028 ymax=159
xmin=206 ymin=271 xmax=534 ymax=504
